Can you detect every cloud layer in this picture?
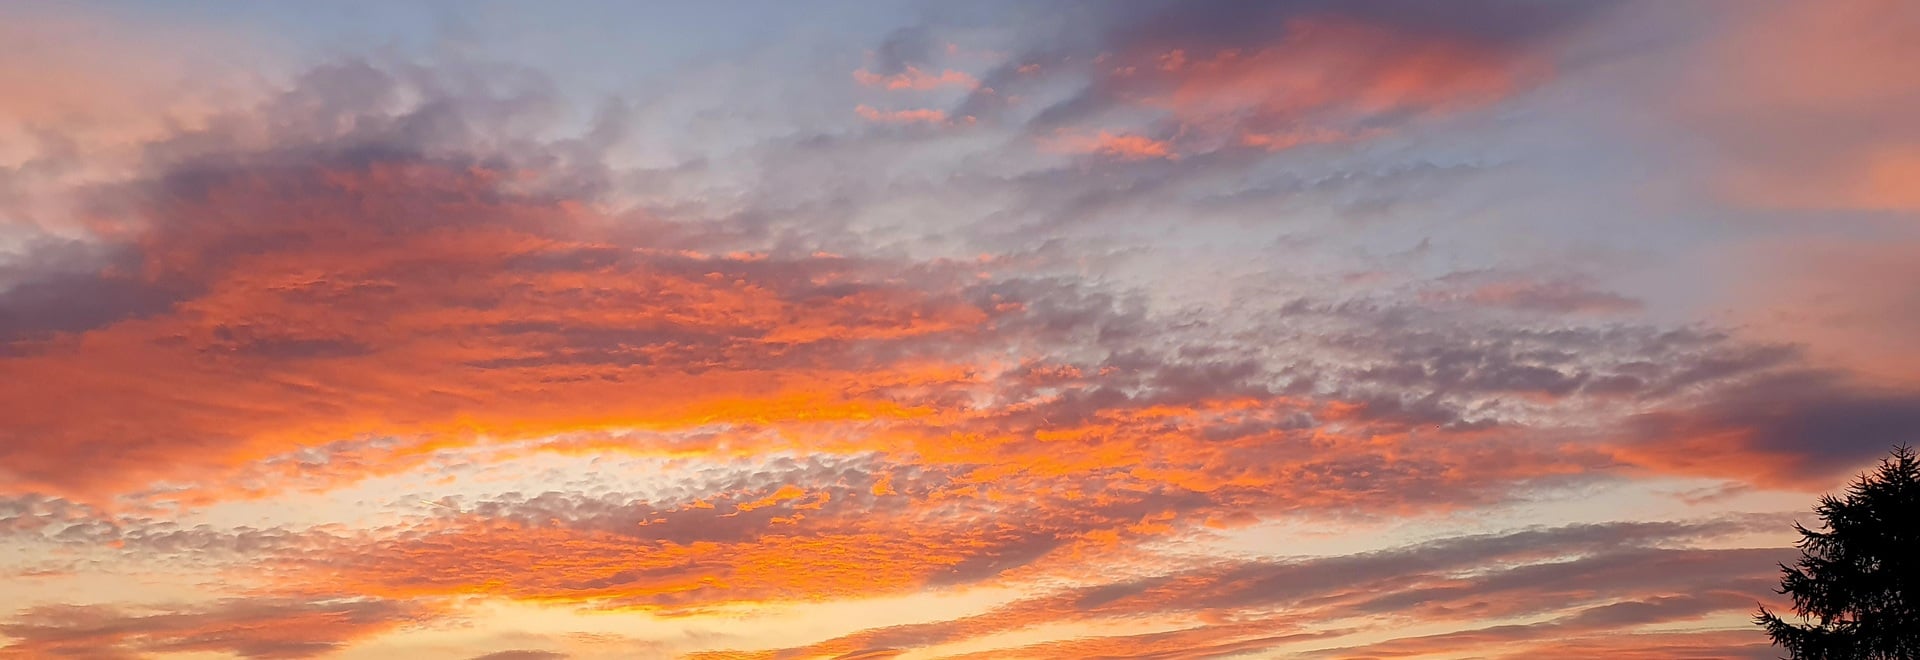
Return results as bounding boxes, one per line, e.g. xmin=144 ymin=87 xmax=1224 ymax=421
xmin=3 ymin=1 xmax=1918 ymax=658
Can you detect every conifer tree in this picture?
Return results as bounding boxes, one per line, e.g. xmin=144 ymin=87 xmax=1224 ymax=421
xmin=1756 ymin=444 xmax=1920 ymax=659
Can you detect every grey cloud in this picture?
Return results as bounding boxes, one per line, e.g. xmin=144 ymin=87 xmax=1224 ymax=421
xmin=870 ymin=25 xmax=937 ymax=76
xmin=1627 ymin=369 xmax=1920 ymax=482
xmin=0 ymin=239 xmax=195 ymax=349
xmin=0 ymin=494 xmax=336 ymax=560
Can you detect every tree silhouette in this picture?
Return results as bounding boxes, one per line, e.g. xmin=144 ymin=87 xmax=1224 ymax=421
xmin=1756 ymin=444 xmax=1920 ymax=659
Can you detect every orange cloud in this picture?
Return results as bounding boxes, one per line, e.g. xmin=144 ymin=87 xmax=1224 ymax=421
xmin=690 ymin=519 xmax=1783 ymax=658
xmin=855 ymin=105 xmax=950 ymax=124
xmin=1237 ymin=126 xmax=1367 ymax=151
xmin=10 ymin=141 xmax=1631 ymax=517
xmin=0 ymin=598 xmax=425 ymax=659
xmin=0 ymin=156 xmax=1004 ymax=503
xmin=209 ymin=376 xmax=1630 ymax=620
xmin=1040 ymin=131 xmax=1176 ymax=161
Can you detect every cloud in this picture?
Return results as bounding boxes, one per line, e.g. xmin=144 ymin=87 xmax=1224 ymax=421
xmin=935 ymin=626 xmax=1338 ymax=660
xmin=853 ymin=67 xmax=979 ymax=92
xmin=868 ymin=26 xmax=938 ymax=78
xmin=0 ymin=239 xmax=199 ymax=345
xmin=949 ymin=0 xmax=1601 ymax=159
xmin=2 ymin=14 xmax=1911 ymax=658
xmin=1667 ymin=0 xmax=1920 ymax=212
xmin=0 ymin=62 xmax=1020 ymax=500
xmin=0 ymin=5 xmax=259 ymax=162
xmin=1723 ymin=238 xmax=1920 ymax=387
xmin=5 ymin=51 xmax=1765 ymax=515
xmin=854 ymin=105 xmax=951 ymax=124
xmin=468 ymin=651 xmax=569 ymax=660
xmin=1426 ymin=272 xmax=1643 ymax=315
xmin=701 ymin=517 xmax=1788 ymax=658
xmin=1617 ymin=370 xmax=1920 ymax=486
xmin=1311 ymin=615 xmax=1775 ymax=659
xmin=1039 ymin=130 xmax=1176 ymax=161
xmin=0 ymin=598 xmax=425 ymax=659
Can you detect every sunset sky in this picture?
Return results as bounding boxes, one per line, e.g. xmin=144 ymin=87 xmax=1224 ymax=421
xmin=2 ymin=1 xmax=1918 ymax=658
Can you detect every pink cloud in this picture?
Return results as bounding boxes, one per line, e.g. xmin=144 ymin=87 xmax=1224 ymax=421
xmin=854 ymin=105 xmax=949 ymax=124
xmin=1669 ymin=0 xmax=1920 ymax=211
xmin=1040 ymin=130 xmax=1177 ymax=161
xmin=852 ymin=66 xmax=979 ymax=91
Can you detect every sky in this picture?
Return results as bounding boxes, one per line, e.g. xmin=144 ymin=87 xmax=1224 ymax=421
xmin=1 ymin=1 xmax=1917 ymax=658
